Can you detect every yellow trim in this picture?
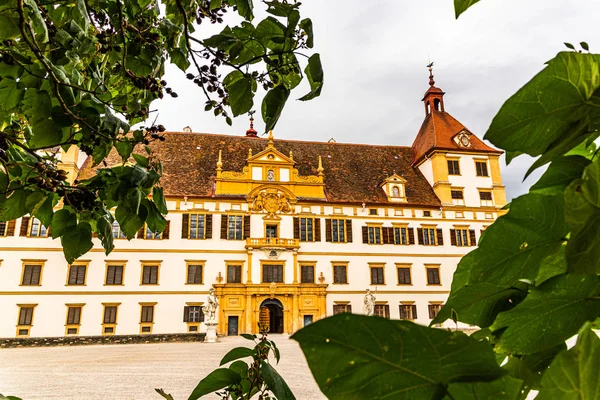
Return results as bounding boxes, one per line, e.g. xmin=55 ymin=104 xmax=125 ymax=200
xmin=16 ymin=304 xmax=37 ymax=337
xmin=20 ymin=261 xmax=44 ymax=286
xmin=474 ymin=159 xmax=490 ymax=177
xmin=27 ymin=217 xmax=50 ymax=238
xmin=64 ymin=304 xmax=84 ymax=336
xmin=366 ymin=225 xmax=383 ymax=245
xmin=264 ymin=220 xmax=280 ymax=238
xmin=226 ymin=261 xmax=245 ymax=284
xmin=260 ymin=260 xmax=286 ymax=283
xmin=453 ymin=227 xmax=472 ymax=247
xmin=395 ymin=264 xmax=413 ymax=286
xmin=425 ymin=265 xmax=442 ymax=286
xmin=139 ymin=303 xmax=156 ymax=334
xmin=185 ymin=261 xmax=205 ymax=285
xmin=369 ymin=264 xmax=386 ymax=285
xmin=186 ymin=302 xmax=204 ymax=306
xmin=101 ymin=303 xmax=120 ymax=336
xmin=328 ymin=217 xmax=349 ymax=243
xmin=299 ymin=262 xmax=316 ymax=284
xmin=140 ymin=262 xmax=161 ymax=285
xmin=185 ymin=213 xmax=209 ymax=239
xmin=66 ymin=262 xmax=89 ymax=286
xmin=328 ymin=290 xmax=450 ymax=294
xmin=331 ymin=262 xmax=349 ymax=285
xmin=104 ymin=262 xmax=126 ymax=286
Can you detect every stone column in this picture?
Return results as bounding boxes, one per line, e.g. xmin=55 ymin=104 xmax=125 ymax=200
xmin=292 ymin=293 xmax=299 ymax=332
xmin=284 ymin=295 xmax=290 ymax=334
xmin=247 ymin=249 xmax=253 ymax=284
xmin=245 ymin=294 xmax=253 ymax=333
xmin=292 ymin=249 xmax=298 ymax=284
xmin=318 ymin=294 xmax=327 ymax=320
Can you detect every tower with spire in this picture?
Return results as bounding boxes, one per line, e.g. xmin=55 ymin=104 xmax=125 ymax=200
xmin=412 ymin=65 xmax=506 ymax=209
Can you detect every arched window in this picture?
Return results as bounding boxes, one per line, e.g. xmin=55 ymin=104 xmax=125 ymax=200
xmin=434 ymin=98 xmax=441 ymax=111
xmin=426 ymin=101 xmax=431 ymax=115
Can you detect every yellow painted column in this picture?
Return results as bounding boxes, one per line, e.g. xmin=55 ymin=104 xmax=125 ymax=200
xmin=247 ymin=250 xmax=253 ymax=284
xmin=292 ymin=250 xmax=298 ymax=284
xmin=430 ymin=152 xmax=452 ymax=205
xmin=292 ymin=293 xmax=299 ymax=332
xmin=318 ymin=294 xmax=327 ymax=320
xmin=489 ymin=155 xmax=507 ymax=207
xmin=245 ymin=295 xmax=253 ymax=333
xmin=58 ymin=146 xmax=80 ymax=185
xmin=283 ymin=296 xmax=291 ymax=334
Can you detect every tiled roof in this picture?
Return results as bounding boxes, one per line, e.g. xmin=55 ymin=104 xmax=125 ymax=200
xmin=79 ymin=133 xmax=441 ymax=207
xmin=411 ymin=110 xmax=502 ymax=164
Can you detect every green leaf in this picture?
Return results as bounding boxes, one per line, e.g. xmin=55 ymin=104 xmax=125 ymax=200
xmin=219 ymin=347 xmax=256 ymax=366
xmin=152 ymin=187 xmax=168 ymax=214
xmin=96 ymin=216 xmax=114 ymax=255
xmin=115 ymin=140 xmax=134 ymax=162
xmin=530 ymin=155 xmax=591 ymax=195
xmin=240 ymin=333 xmax=257 ymax=340
xmin=299 ymin=18 xmax=314 ymax=48
xmin=30 ymin=193 xmax=55 ymax=227
xmin=115 ymin=204 xmax=146 ymax=239
xmin=187 ymin=368 xmax=241 ymax=400
xmin=61 ymin=222 xmax=93 ymax=263
xmin=51 ymin=208 xmax=77 ymax=239
xmin=292 ymin=314 xmax=505 ymax=400
xmin=210 ymin=0 xmax=222 ymax=10
xmin=299 ymin=53 xmax=323 ymax=101
xmin=445 ymin=375 xmax=523 ymax=400
xmin=132 ymin=154 xmax=149 ymax=168
xmin=454 ymin=0 xmax=481 ymax=18
xmin=231 ymin=0 xmax=254 ymax=20
xmin=261 ymin=361 xmax=296 ymax=400
xmin=0 ymin=189 xmax=29 ymax=220
xmin=503 ymin=343 xmax=566 ymax=389
xmin=0 ymin=14 xmax=20 ymax=40
xmin=223 ymin=71 xmax=254 ymax=117
xmin=538 ymin=326 xmax=600 ymax=399
xmin=491 ymin=274 xmax=600 ymax=354
xmin=485 ymin=52 xmax=600 ymax=165
xmin=262 ymin=85 xmax=290 ymax=132
xmin=142 ymin=199 xmax=166 ymax=234
xmin=0 ymin=79 xmax=24 ymax=110
xmin=228 ymin=360 xmax=248 ymax=379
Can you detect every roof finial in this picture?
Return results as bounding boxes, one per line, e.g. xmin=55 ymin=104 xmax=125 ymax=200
xmin=289 ymin=150 xmax=293 ymax=160
xmin=317 ymin=155 xmax=324 ymax=176
xmin=427 ymin=61 xmax=435 ymax=87
xmin=217 ymin=149 xmax=223 ymax=171
xmin=267 ymin=130 xmax=274 ymax=147
xmin=248 ymin=148 xmax=253 ymax=159
xmin=246 ymin=111 xmax=258 ymax=137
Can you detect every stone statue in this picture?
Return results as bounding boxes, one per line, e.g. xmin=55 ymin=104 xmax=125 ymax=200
xmin=363 ymin=288 xmax=376 ymax=316
xmin=203 ymin=288 xmax=219 ymax=322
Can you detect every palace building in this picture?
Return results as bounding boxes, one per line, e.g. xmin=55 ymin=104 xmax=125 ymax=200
xmin=0 ymin=72 xmax=505 ymax=338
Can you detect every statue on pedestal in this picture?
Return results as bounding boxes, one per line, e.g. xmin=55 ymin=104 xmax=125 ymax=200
xmin=363 ymin=288 xmax=376 ymax=316
xmin=203 ymin=288 xmax=219 ymax=322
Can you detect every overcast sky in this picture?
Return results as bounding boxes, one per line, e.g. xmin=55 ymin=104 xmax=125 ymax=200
xmin=153 ymin=0 xmax=598 ymax=200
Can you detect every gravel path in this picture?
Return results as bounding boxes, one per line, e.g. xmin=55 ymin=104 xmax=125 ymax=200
xmin=0 ymin=335 xmax=326 ymax=400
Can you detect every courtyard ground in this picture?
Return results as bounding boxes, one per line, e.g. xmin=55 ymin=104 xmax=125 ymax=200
xmin=0 ymin=335 xmax=326 ymax=400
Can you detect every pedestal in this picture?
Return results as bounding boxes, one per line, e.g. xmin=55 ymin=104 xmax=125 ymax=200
xmin=205 ymin=321 xmax=218 ymax=343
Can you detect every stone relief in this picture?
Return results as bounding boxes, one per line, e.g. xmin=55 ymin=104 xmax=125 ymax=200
xmin=250 ymin=189 xmax=292 ymax=217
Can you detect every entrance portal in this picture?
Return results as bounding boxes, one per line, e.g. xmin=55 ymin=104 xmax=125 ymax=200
xmin=259 ymin=298 xmax=284 ymax=333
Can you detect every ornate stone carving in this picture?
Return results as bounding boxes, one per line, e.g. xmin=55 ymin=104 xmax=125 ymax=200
xmin=221 ymin=170 xmax=246 ymax=179
xmin=250 ymin=189 xmax=292 ymax=217
xmin=293 ymin=170 xmax=321 ymax=183
xmin=363 ymin=288 xmax=376 ymax=316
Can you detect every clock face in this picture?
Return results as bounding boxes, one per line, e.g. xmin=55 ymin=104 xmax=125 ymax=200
xmin=459 ymin=134 xmax=470 ymax=147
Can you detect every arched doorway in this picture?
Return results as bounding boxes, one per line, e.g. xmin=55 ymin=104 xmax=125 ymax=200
xmin=259 ymin=298 xmax=284 ymax=334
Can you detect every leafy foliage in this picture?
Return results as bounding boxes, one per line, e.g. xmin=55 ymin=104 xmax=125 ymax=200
xmin=0 ymin=0 xmax=322 ymax=262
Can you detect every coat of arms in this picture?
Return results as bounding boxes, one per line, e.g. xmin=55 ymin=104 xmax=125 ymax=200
xmin=251 ymin=189 xmax=292 ymax=217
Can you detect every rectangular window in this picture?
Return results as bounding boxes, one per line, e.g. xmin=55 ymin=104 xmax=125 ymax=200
xmin=187 ymin=305 xmax=204 ymax=323
xmin=300 ymin=265 xmax=315 ymax=283
xmin=423 ymin=228 xmax=437 ymax=245
xmin=480 ymin=191 xmax=493 ymax=206
xmin=0 ymin=221 xmax=7 ymax=236
xmin=112 ymin=221 xmax=126 ymax=239
xmin=67 ymin=265 xmax=87 ymax=285
xmin=141 ymin=305 xmax=154 ymax=323
xmin=374 ymin=304 xmax=390 ymax=319
xmin=475 ymin=161 xmax=489 ymax=177
xmin=333 ymin=304 xmax=352 ymax=314
xmin=429 ymin=304 xmax=443 ymax=319
xmin=423 ymin=211 xmax=431 ymax=217
xmin=331 ymin=219 xmax=346 ymax=243
xmin=369 ymin=209 xmax=378 ymax=215
xmin=426 ymin=267 xmax=441 ymax=285
xmin=393 ymin=227 xmax=408 ymax=245
xmin=187 ymin=264 xmax=203 ymax=284
xmin=189 ymin=214 xmax=206 ymax=239
xmin=333 ymin=265 xmax=348 ymax=284
xmin=18 ymin=306 xmax=34 ymax=325
xmin=266 ymin=224 xmax=278 ymax=238
xmin=227 ymin=265 xmax=242 ymax=283
xmin=262 ymin=265 xmax=283 ymax=283
xmin=228 ymin=215 xmax=243 ymax=240
xmin=142 ymin=265 xmax=159 ymax=285
xmin=447 ymin=160 xmax=460 ymax=175
xmin=455 ymin=228 xmax=469 ymax=247
xmin=397 ymin=267 xmax=411 ymax=285
xmin=368 ymin=226 xmax=382 ymax=244
xmin=29 ymin=217 xmax=49 ymax=237
xmin=103 ymin=306 xmax=117 ymax=324
xmin=370 ymin=267 xmax=384 ymax=285
xmin=451 ymin=190 xmax=464 ymax=206
xmin=106 ymin=265 xmax=124 ymax=285
xmin=300 ymin=217 xmax=314 ymax=241
xmin=21 ymin=264 xmax=42 ymax=285
xmin=67 ymin=306 xmax=82 ymax=325
xmin=145 ymin=226 xmax=163 ymax=239
xmin=399 ymin=304 xmax=417 ymax=320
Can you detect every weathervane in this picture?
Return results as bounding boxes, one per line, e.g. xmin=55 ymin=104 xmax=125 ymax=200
xmin=427 ymin=61 xmax=435 ymax=86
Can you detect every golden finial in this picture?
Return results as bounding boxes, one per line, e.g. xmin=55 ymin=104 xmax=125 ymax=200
xmin=289 ymin=150 xmax=293 ymax=160
xmin=317 ymin=155 xmax=324 ymax=176
xmin=267 ymin=130 xmax=274 ymax=147
xmin=248 ymin=148 xmax=253 ymax=159
xmin=217 ymin=149 xmax=223 ymax=171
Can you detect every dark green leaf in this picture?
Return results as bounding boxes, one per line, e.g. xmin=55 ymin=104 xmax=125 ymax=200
xmin=188 ymin=368 xmax=241 ymax=400
xmin=299 ymin=53 xmax=323 ymax=101
xmin=61 ymin=222 xmax=93 ymax=263
xmin=51 ymin=208 xmax=77 ymax=239
xmin=299 ymin=18 xmax=314 ymax=48
xmin=223 ymin=71 xmax=254 ymax=116
xmin=219 ymin=347 xmax=255 ymax=366
xmin=231 ymin=0 xmax=254 ymax=20
xmin=491 ymin=274 xmax=600 ymax=354
xmin=445 ymin=375 xmax=523 ymax=400
xmin=261 ymin=361 xmax=296 ymax=400
xmin=581 ymin=41 xmax=590 ymax=51
xmin=503 ymin=343 xmax=566 ymax=389
xmin=0 ymin=14 xmax=21 ymax=40
xmin=0 ymin=79 xmax=24 ymax=110
xmin=31 ymin=193 xmax=55 ymax=227
xmin=152 ymin=187 xmax=168 ymax=214
xmin=115 ymin=140 xmax=134 ymax=162
xmin=292 ymin=314 xmax=505 ymax=400
xmin=142 ymin=199 xmax=166 ymax=234
xmin=538 ymin=326 xmax=600 ymax=399
xmin=228 ymin=360 xmax=248 ymax=379
xmin=454 ymin=0 xmax=481 ymax=18
xmin=132 ymin=154 xmax=149 ymax=168
xmin=240 ymin=333 xmax=257 ymax=340
xmin=564 ymin=42 xmax=575 ymax=50
xmin=115 ymin=203 xmax=146 ymax=239
xmin=262 ymin=85 xmax=290 ymax=132
xmin=530 ymin=155 xmax=590 ymax=195
xmin=0 ymin=189 xmax=29 ymax=220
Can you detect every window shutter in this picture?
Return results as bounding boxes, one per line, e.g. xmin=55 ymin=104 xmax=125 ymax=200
xmin=68 ymin=265 xmax=78 ymax=285
xmin=20 ymin=216 xmax=30 ymax=236
xmin=408 ymin=228 xmax=415 ymax=244
xmin=205 ymin=214 xmax=213 ymax=239
xmin=428 ymin=305 xmax=435 ymax=319
xmin=200 ymin=308 xmax=205 ymax=322
xmin=183 ymin=306 xmax=190 ymax=322
xmin=469 ymin=229 xmax=476 ymax=246
xmin=385 ymin=305 xmax=390 ymax=319
xmin=417 ymin=228 xmax=424 ymax=245
xmin=220 ymin=214 xmax=228 ymax=239
xmin=314 ymin=218 xmax=321 ymax=242
xmin=348 ymin=304 xmax=352 ymax=313
xmin=106 ymin=268 xmax=114 ymax=285
xmin=6 ymin=220 xmax=16 ymax=236
xmin=162 ymin=221 xmax=170 ymax=239
xmin=325 ymin=219 xmax=332 ymax=242
xmin=31 ymin=266 xmax=41 ymax=285
xmin=182 ymin=214 xmax=189 ymax=238
xmin=450 ymin=229 xmax=457 ymax=246
xmin=412 ymin=305 xmax=418 ymax=319
xmin=243 ymin=215 xmax=250 ymax=239
xmin=436 ymin=228 xmax=444 ymax=245
xmin=382 ymin=227 xmax=391 ymax=244
xmin=293 ymin=217 xmax=299 ymax=240
xmin=137 ymin=225 xmax=145 ymax=239
xmin=362 ymin=226 xmax=368 ymax=243
xmin=346 ymin=219 xmax=353 ymax=242
xmin=143 ymin=266 xmax=151 ymax=284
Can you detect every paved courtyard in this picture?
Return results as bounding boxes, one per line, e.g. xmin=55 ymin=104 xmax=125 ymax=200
xmin=0 ymin=335 xmax=326 ymax=400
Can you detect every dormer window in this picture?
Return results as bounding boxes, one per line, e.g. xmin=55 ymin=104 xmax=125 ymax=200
xmin=381 ymin=174 xmax=407 ymax=203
